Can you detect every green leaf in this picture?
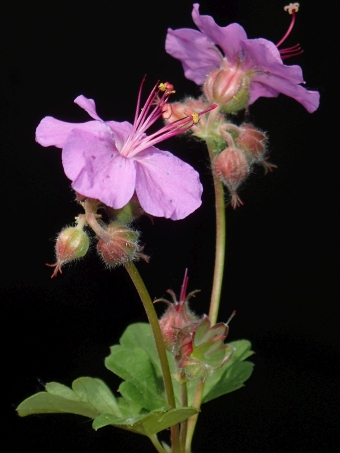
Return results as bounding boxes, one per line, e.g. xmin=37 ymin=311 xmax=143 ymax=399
xmin=92 ymin=407 xmax=198 ymax=436
xmin=110 ymin=324 xmax=254 ymax=407
xmin=17 ymin=377 xmax=122 ymax=419
xmin=105 ymin=346 xmax=168 ymax=411
xmin=118 ymin=323 xmax=164 ymax=376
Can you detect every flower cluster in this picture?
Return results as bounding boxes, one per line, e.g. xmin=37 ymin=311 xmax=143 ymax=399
xmin=166 ymin=3 xmax=319 ymax=113
xmin=164 ymin=3 xmax=319 ymax=207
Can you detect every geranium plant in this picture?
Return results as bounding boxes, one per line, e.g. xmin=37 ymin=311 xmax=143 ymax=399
xmin=17 ymin=3 xmax=319 ymax=452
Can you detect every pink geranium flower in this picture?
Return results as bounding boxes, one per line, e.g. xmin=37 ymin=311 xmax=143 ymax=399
xmin=36 ymin=81 xmax=210 ymax=220
xmin=166 ymin=3 xmax=319 ymax=113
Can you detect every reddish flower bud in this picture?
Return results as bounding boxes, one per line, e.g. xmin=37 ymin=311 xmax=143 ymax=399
xmin=97 ymin=221 xmax=148 ymax=267
xmin=203 ymin=66 xmax=250 ymax=113
xmin=158 ymin=291 xmax=200 ymax=352
xmin=236 ymin=123 xmax=267 ymax=162
xmin=213 ymin=147 xmax=250 ymax=208
xmin=156 ymin=269 xmax=200 ymax=352
xmin=47 ymin=226 xmax=90 ymax=278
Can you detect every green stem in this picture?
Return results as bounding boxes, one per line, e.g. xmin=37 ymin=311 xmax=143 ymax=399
xmin=184 ymin=381 xmax=205 ymax=453
xmin=207 ymin=142 xmax=226 ymax=326
xmin=183 ymin=140 xmax=227 ymax=451
xmin=149 ymin=434 xmax=168 ymax=453
xmin=179 ymin=372 xmax=188 ymax=452
xmin=124 ymin=262 xmax=180 ymax=453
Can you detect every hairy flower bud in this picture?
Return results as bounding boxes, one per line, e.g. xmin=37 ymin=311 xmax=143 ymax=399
xmin=236 ymin=123 xmax=267 ymax=162
xmin=203 ymin=66 xmax=250 ymax=113
xmin=158 ymin=291 xmax=200 ymax=352
xmin=213 ymin=147 xmax=250 ymax=208
xmin=47 ymin=226 xmax=90 ymax=278
xmin=156 ymin=269 xmax=200 ymax=352
xmin=97 ymin=221 xmax=147 ymax=267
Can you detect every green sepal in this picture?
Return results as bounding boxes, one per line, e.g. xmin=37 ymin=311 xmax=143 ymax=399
xmin=200 ymin=340 xmax=254 ymax=403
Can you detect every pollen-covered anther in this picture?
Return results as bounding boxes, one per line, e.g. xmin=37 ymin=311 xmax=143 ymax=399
xmin=284 ymin=3 xmax=300 ymax=14
xmin=184 ymin=109 xmax=200 ymax=124
xmin=158 ymin=82 xmax=176 ymax=95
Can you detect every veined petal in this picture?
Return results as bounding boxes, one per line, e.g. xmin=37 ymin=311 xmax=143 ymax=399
xmin=74 ymin=95 xmax=103 ymax=121
xmin=134 ymin=148 xmax=203 ymax=220
xmin=192 ymin=3 xmax=246 ymax=63
xmin=62 ymin=129 xmax=136 ymax=208
xmin=106 ymin=120 xmax=134 ymax=150
xmin=242 ymin=38 xmax=304 ymax=83
xmin=252 ymin=73 xmax=320 ymax=113
xmin=166 ymin=27 xmax=222 ymax=85
xmin=36 ymin=116 xmax=103 ymax=148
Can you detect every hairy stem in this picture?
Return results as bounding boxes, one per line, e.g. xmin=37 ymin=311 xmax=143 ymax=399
xmin=184 ymin=381 xmax=205 ymax=453
xmin=124 ymin=262 xmax=180 ymax=453
xmin=207 ymin=142 xmax=226 ymax=326
xmin=179 ymin=371 xmax=189 ymax=452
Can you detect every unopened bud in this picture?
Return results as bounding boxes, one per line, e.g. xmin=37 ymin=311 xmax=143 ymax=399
xmin=158 ymin=291 xmax=200 ymax=352
xmin=47 ymin=226 xmax=90 ymax=278
xmin=236 ymin=123 xmax=267 ymax=162
xmin=156 ymin=270 xmax=200 ymax=353
xmin=213 ymin=147 xmax=250 ymax=208
xmin=97 ymin=221 xmax=147 ymax=267
xmin=203 ymin=66 xmax=250 ymax=113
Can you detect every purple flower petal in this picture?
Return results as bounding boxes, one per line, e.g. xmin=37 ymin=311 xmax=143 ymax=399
xmin=74 ymin=95 xmax=103 ymax=121
xmin=192 ymin=3 xmax=247 ymax=63
xmin=36 ymin=116 xmax=103 ymax=148
xmin=166 ymin=28 xmax=222 ymax=85
xmin=250 ymin=73 xmax=320 ymax=113
xmin=62 ymin=129 xmax=136 ymax=208
xmin=134 ymin=148 xmax=203 ymax=220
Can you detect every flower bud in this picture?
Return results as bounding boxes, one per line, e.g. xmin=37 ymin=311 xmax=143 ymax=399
xmin=158 ymin=290 xmax=200 ymax=352
xmin=203 ymin=66 xmax=250 ymax=113
xmin=156 ymin=270 xmax=200 ymax=353
xmin=97 ymin=221 xmax=147 ymax=267
xmin=47 ymin=226 xmax=90 ymax=278
xmin=236 ymin=123 xmax=267 ymax=163
xmin=213 ymin=147 xmax=250 ymax=208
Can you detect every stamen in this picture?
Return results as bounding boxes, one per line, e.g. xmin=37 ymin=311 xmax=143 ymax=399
xmin=184 ymin=110 xmax=200 ymax=124
xmin=279 ymin=43 xmax=303 ymax=60
xmin=276 ymin=3 xmax=300 ymax=47
xmin=158 ymin=82 xmax=176 ymax=95
xmin=284 ymin=3 xmax=300 ymax=14
xmin=120 ymin=78 xmax=217 ymax=158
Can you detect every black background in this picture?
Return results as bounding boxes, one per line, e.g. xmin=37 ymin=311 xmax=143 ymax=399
xmin=2 ymin=1 xmax=338 ymax=452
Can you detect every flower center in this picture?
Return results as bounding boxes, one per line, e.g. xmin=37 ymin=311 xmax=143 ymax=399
xmin=119 ymin=79 xmax=217 ymax=159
